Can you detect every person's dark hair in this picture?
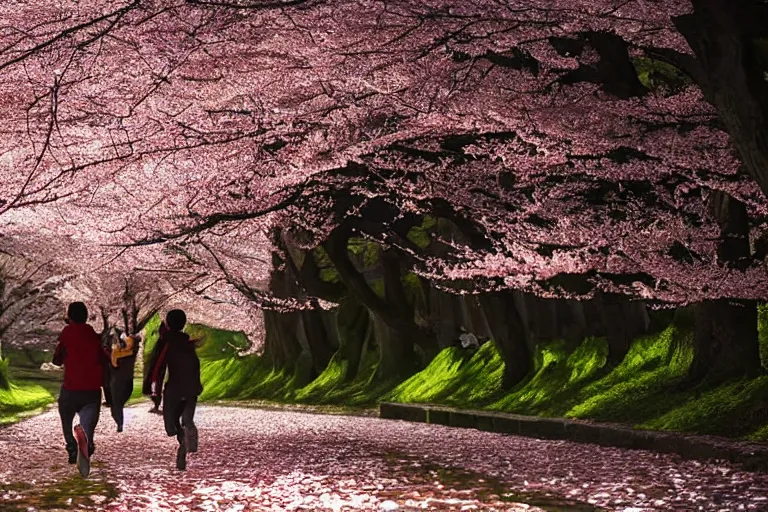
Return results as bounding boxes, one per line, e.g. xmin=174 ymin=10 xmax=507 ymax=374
xmin=67 ymin=302 xmax=88 ymax=324
xmin=166 ymin=309 xmax=187 ymax=332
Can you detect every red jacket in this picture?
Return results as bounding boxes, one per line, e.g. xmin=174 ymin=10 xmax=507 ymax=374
xmin=53 ymin=322 xmax=106 ymax=391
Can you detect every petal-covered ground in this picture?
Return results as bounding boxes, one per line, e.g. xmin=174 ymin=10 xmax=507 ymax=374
xmin=0 ymin=404 xmax=766 ymax=511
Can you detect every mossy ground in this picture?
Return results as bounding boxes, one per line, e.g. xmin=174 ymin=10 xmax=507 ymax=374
xmin=1 ymin=348 xmax=56 ymax=424
xmin=185 ymin=308 xmax=768 ymax=442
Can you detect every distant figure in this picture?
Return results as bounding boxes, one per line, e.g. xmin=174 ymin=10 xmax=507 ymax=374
xmin=150 ymin=310 xmax=203 ymax=470
xmin=107 ymin=327 xmax=140 ymax=433
xmin=143 ymin=320 xmax=169 ymax=414
xmin=458 ymin=326 xmax=480 ymax=350
xmin=52 ymin=302 xmax=106 ymax=478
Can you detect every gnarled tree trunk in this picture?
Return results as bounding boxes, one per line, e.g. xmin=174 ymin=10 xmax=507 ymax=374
xmin=689 ymin=191 xmax=762 ymax=381
xmin=601 ymin=294 xmax=649 ymax=366
xmin=478 ymin=292 xmax=530 ymax=389
xmin=336 ymin=298 xmax=370 ymax=381
xmin=263 ymin=310 xmax=302 ymax=372
xmin=690 ymin=299 xmax=761 ymax=381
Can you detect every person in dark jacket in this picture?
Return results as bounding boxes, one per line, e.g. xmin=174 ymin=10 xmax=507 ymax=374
xmin=142 ymin=321 xmax=169 ymax=414
xmin=107 ymin=327 xmax=140 ymax=432
xmin=52 ymin=302 xmax=106 ymax=478
xmin=150 ymin=309 xmax=202 ymax=470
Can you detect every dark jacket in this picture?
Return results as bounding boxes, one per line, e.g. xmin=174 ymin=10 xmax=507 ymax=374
xmin=150 ymin=330 xmax=202 ymax=397
xmin=53 ymin=322 xmax=106 ymax=391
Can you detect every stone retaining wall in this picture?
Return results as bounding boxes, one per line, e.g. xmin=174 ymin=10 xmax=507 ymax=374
xmin=379 ymin=402 xmax=768 ymax=471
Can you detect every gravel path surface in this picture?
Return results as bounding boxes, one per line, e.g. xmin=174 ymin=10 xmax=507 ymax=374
xmin=1 ymin=404 xmax=767 ymax=511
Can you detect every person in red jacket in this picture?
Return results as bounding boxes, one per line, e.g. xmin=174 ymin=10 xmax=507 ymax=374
xmin=52 ymin=302 xmax=106 ymax=478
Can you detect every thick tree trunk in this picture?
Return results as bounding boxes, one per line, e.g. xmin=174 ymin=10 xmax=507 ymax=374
xmin=690 ymin=300 xmax=761 ymax=381
xmin=463 ymin=295 xmax=492 ymax=339
xmin=336 ymin=298 xmax=369 ymax=381
xmin=688 ymin=191 xmax=762 ymax=381
xmin=324 ymin=227 xmax=437 ymax=355
xmin=372 ymin=313 xmax=415 ymax=380
xmin=293 ymin=315 xmax=317 ymax=386
xmin=675 ymin=2 xmax=768 ymax=198
xmin=601 ymin=294 xmax=648 ymax=366
xmin=563 ymin=299 xmax=587 ymax=346
xmin=301 ymin=309 xmax=333 ymax=376
xmin=582 ymin=298 xmax=606 ymax=337
xmin=478 ymin=292 xmax=530 ymax=389
xmin=263 ymin=310 xmax=302 ymax=371
xmin=377 ymin=248 xmax=416 ymax=379
xmin=430 ymin=288 xmax=463 ymax=348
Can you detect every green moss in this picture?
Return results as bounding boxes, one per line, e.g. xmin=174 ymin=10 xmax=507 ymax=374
xmin=565 ymin=327 xmax=691 ymax=424
xmin=406 ymin=226 xmax=431 ymax=248
xmin=0 ymin=379 xmax=55 ymax=425
xmin=346 ymin=238 xmax=367 ymax=256
xmin=388 ymin=342 xmax=504 ymax=405
xmin=641 ymin=377 xmax=768 ymax=438
xmin=363 ymin=242 xmax=381 ymax=268
xmin=188 ymin=322 xmax=399 ymax=407
xmin=632 ymin=56 xmax=690 ymax=91
xmin=490 ymin=337 xmax=608 ymax=416
xmin=319 ymin=267 xmax=342 ymax=283
xmin=312 ymin=245 xmax=332 ymax=267
xmin=0 ymin=357 xmax=9 ymax=389
xmin=758 ymin=303 xmax=768 ymax=369
xmin=401 ymin=272 xmax=424 ymax=307
xmin=369 ymin=278 xmax=385 ymax=298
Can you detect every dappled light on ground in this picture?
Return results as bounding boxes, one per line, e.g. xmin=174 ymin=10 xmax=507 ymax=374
xmin=0 ymin=405 xmax=766 ymax=510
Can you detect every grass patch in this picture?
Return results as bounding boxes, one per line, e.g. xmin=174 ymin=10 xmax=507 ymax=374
xmin=0 ymin=378 xmax=55 ymax=425
xmin=384 ymin=323 xmax=768 ymax=441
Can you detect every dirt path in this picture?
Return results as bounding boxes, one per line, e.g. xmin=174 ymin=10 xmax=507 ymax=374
xmin=0 ymin=404 xmax=766 ymax=511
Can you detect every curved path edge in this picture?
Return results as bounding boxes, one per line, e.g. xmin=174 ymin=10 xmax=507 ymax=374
xmin=380 ymin=402 xmax=768 ymax=472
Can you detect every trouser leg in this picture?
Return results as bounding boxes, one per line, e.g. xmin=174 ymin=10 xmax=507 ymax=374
xmin=110 ymin=376 xmax=133 ymax=427
xmin=181 ymin=396 xmax=197 ymax=429
xmin=163 ymin=392 xmax=183 ymax=438
xmin=78 ymin=398 xmax=101 ymax=454
xmin=57 ymin=388 xmax=77 ymax=455
xmin=181 ymin=396 xmax=198 ymax=452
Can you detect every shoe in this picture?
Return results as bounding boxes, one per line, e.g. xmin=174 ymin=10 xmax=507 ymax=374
xmin=117 ymin=424 xmax=123 ymax=433
xmin=67 ymin=448 xmax=77 ymax=465
xmin=73 ymin=425 xmax=90 ymax=478
xmin=176 ymin=429 xmax=187 ymax=471
xmin=184 ymin=424 xmax=198 ymax=453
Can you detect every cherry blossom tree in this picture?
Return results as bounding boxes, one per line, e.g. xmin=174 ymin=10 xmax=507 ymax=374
xmin=2 ymin=1 xmax=768 ymax=385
